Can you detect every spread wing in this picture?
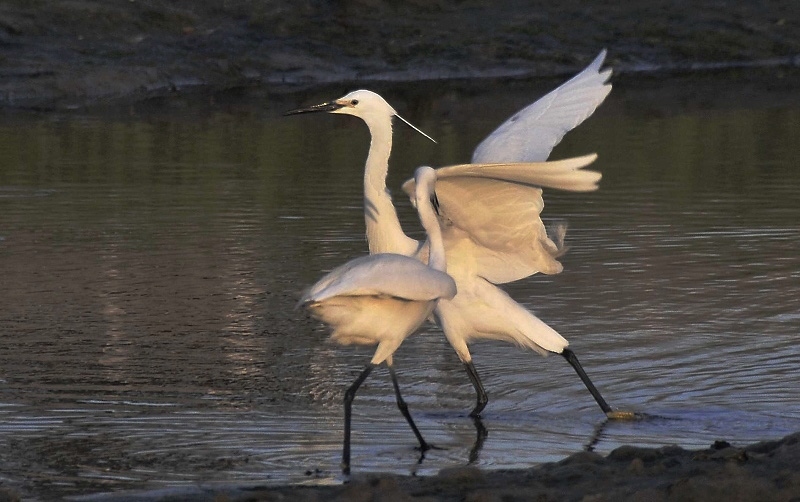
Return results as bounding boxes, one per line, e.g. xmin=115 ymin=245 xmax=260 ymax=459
xmin=299 ymin=254 xmax=457 ymax=305
xmin=471 ymin=50 xmax=611 ymax=163
xmin=401 ymin=155 xmax=600 ymax=284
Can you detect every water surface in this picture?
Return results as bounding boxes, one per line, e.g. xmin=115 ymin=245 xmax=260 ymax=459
xmin=0 ymin=75 xmax=799 ymax=499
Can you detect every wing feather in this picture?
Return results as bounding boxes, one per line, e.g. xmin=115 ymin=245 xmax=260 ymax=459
xmin=471 ymin=50 xmax=611 ymax=163
xmin=299 ymin=254 xmax=457 ymax=305
xmin=433 ymin=154 xmax=600 ymax=192
xmin=401 ymin=156 xmax=600 ymax=284
xmin=436 ymin=177 xmax=562 ymax=283
xmin=395 ymin=50 xmax=610 ymax=285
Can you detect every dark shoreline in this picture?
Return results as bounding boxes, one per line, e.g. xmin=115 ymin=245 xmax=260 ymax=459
xmin=1 ymin=1 xmax=798 ymax=110
xmin=65 ymin=431 xmax=800 ymax=501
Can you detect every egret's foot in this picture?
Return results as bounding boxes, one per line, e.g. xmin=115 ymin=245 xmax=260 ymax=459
xmin=468 ymin=400 xmax=487 ymax=419
xmin=416 ymin=442 xmax=445 ymax=452
xmin=414 ymin=442 xmax=441 ymax=468
xmin=606 ymin=410 xmax=646 ymax=421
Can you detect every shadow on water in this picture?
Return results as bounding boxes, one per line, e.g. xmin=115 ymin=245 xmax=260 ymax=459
xmin=0 ymin=70 xmax=799 ymax=498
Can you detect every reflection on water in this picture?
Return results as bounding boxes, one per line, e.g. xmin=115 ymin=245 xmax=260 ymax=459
xmin=0 ymin=76 xmax=799 ymax=499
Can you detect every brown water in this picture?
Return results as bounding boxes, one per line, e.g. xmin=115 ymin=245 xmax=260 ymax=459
xmin=1 ymin=76 xmax=799 ymax=499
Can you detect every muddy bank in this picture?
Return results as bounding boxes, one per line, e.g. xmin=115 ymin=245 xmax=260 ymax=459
xmin=66 ymin=431 xmax=800 ymax=501
xmin=1 ymin=0 xmax=798 ymax=109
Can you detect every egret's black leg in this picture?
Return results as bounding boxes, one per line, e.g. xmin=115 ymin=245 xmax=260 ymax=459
xmin=561 ymin=348 xmax=612 ymax=414
xmin=343 ymin=363 xmax=375 ymax=475
xmin=468 ymin=415 xmax=488 ymax=464
xmin=388 ymin=364 xmax=430 ymax=452
xmin=464 ymin=361 xmax=488 ymax=417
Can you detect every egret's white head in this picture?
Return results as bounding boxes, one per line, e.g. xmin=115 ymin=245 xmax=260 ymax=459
xmin=329 ymin=90 xmax=395 ymax=119
xmin=285 ymin=89 xmax=436 ymax=143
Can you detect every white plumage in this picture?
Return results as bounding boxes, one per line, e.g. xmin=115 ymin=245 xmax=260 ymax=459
xmin=471 ymin=49 xmax=612 ymax=163
xmin=287 ymin=50 xmax=632 ymax=420
xmin=300 ymin=253 xmax=456 ymax=364
xmin=298 ymin=166 xmax=455 ymax=474
xmin=401 ymin=154 xmax=599 ymax=284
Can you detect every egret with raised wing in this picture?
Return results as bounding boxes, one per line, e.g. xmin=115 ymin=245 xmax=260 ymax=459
xmin=298 ymin=166 xmax=456 ymax=475
xmin=288 ymin=50 xmax=635 ymax=420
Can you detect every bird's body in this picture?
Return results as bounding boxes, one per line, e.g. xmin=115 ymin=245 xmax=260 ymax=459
xmin=298 ymin=166 xmax=455 ymax=474
xmin=301 ymin=253 xmax=455 ymax=364
xmin=434 ymin=267 xmax=568 ymax=359
xmin=287 ymin=50 xmax=631 ymax=419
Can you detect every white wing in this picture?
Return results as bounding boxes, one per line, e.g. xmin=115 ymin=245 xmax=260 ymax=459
xmin=433 ymin=154 xmax=600 ymax=192
xmin=401 ymin=156 xmax=600 ymax=284
xmin=300 ymin=254 xmax=457 ymax=304
xmin=471 ymin=50 xmax=611 ymax=163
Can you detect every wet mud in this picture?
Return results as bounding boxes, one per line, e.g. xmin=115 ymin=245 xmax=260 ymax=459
xmin=1 ymin=0 xmax=798 ymax=109
xmin=68 ymin=432 xmax=800 ymax=501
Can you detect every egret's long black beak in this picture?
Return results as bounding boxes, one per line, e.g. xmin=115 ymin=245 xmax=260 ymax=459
xmin=283 ymin=101 xmax=344 ymax=116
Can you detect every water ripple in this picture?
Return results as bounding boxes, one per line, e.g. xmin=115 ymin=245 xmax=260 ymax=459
xmin=0 ymin=84 xmax=799 ymax=499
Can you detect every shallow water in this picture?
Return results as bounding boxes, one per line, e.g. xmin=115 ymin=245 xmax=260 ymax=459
xmin=0 ymin=74 xmax=799 ymax=499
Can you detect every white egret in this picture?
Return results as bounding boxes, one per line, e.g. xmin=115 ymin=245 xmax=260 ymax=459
xmin=288 ymin=50 xmax=634 ymax=419
xmin=298 ymin=166 xmax=456 ymax=475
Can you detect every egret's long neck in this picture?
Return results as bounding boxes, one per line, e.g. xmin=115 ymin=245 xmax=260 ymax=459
xmin=363 ymin=117 xmax=418 ymax=256
xmin=418 ymin=195 xmax=446 ymax=272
